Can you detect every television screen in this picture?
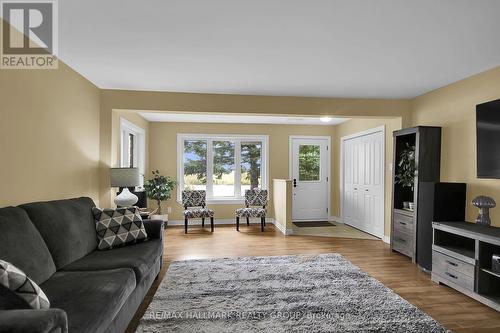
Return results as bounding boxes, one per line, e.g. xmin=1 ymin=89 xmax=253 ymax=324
xmin=477 ymin=99 xmax=500 ymax=178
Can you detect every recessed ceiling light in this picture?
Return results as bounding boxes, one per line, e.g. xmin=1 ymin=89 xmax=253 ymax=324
xmin=320 ymin=117 xmax=332 ymax=123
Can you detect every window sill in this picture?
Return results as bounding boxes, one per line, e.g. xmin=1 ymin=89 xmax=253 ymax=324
xmin=177 ymin=198 xmax=245 ymax=205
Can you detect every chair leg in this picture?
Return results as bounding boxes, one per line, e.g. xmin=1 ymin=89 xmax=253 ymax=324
xmin=184 ymin=218 xmax=188 ymax=234
xmin=246 ymin=217 xmax=250 ymax=226
xmin=261 ymin=217 xmax=264 ymax=232
xmin=236 ymin=216 xmax=240 ymax=231
xmin=263 ymin=217 xmax=266 ymax=226
xmin=202 ymin=218 xmax=205 ymax=227
xmin=211 ymin=217 xmax=214 ymax=232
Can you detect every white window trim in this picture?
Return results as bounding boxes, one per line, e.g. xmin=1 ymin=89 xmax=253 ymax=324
xmin=120 ymin=117 xmax=146 ymax=187
xmin=177 ymin=133 xmax=269 ymax=204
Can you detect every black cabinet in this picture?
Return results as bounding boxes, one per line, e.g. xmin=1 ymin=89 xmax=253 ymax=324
xmin=391 ymin=126 xmax=442 ymax=261
xmin=417 ymin=182 xmax=467 ymax=271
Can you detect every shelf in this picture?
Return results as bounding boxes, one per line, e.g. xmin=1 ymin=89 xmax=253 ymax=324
xmin=438 ymin=244 xmax=474 ymax=258
xmin=394 ymin=208 xmax=414 ymax=217
xmin=432 ymin=244 xmax=475 ymax=265
xmin=481 ymin=268 xmax=500 ymax=279
xmin=433 ymin=222 xmax=500 ymax=245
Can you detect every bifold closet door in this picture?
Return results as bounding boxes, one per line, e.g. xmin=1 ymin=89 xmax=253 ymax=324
xmin=343 ymin=130 xmax=384 ymax=238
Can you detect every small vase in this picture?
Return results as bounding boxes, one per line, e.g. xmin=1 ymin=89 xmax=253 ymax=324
xmin=114 ymin=188 xmax=138 ymax=207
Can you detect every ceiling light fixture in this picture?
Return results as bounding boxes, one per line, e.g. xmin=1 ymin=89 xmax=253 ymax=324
xmin=320 ymin=117 xmax=332 ymax=123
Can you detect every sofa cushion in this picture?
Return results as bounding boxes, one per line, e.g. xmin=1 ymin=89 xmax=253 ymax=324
xmin=41 ymin=268 xmax=136 ymax=333
xmin=0 ymin=206 xmax=56 ymax=285
xmin=62 ymin=239 xmax=162 ymax=282
xmin=20 ymin=197 xmax=98 ymax=269
xmin=0 ymin=259 xmax=50 ymax=310
xmin=92 ymin=207 xmax=148 ymax=250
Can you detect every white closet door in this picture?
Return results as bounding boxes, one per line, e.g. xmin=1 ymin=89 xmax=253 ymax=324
xmin=342 ymin=129 xmax=384 ymax=238
xmin=343 ymin=137 xmax=365 ymax=229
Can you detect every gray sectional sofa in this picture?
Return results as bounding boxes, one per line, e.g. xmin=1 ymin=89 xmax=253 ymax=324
xmin=0 ymin=197 xmax=164 ymax=333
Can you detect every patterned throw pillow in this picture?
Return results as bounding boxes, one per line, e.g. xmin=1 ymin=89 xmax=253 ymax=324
xmin=0 ymin=260 xmax=50 ymax=310
xmin=92 ymin=207 xmax=148 ymax=250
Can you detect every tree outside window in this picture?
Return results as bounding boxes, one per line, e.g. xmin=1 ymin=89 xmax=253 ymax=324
xmin=299 ymin=145 xmax=320 ymax=181
xmin=183 ymin=140 xmax=207 ymax=190
xmin=180 ymin=136 xmax=266 ymax=199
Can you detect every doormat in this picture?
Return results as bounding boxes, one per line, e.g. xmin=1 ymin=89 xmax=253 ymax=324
xmin=293 ymin=221 xmax=336 ymax=227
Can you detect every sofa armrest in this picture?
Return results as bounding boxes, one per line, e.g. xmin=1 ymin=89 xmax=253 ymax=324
xmin=0 ymin=308 xmax=68 ymax=333
xmin=143 ymin=219 xmax=164 ymax=240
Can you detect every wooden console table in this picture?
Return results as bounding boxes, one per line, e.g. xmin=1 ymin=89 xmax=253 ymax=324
xmin=432 ymin=221 xmax=500 ymax=311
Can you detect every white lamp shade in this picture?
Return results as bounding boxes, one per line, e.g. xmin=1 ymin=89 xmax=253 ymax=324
xmin=109 ymin=168 xmax=140 ymax=187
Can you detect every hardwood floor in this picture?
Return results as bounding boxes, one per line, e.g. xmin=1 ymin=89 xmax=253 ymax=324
xmin=126 ymin=224 xmax=500 ymax=333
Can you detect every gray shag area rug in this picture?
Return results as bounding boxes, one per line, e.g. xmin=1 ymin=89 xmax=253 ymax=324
xmin=137 ymin=254 xmax=450 ymax=332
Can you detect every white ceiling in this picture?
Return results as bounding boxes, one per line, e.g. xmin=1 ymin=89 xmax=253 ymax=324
xmin=139 ymin=112 xmax=350 ymax=126
xmin=60 ymin=0 xmax=500 ymax=98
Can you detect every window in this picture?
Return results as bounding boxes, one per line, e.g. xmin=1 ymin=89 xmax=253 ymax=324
xmin=178 ymin=134 xmax=269 ymax=203
xmin=298 ymin=144 xmax=320 ymax=181
xmin=120 ymin=118 xmax=146 ymax=187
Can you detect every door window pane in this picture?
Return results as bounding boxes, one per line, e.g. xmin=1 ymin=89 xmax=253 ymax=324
xmin=213 ymin=141 xmax=235 ymax=197
xmin=299 ymin=145 xmax=320 ymax=181
xmin=241 ymin=141 xmax=262 ymax=196
xmin=183 ymin=140 xmax=207 ymax=190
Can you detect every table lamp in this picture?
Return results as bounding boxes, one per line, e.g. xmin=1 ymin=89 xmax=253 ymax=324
xmin=110 ymin=167 xmax=140 ymax=207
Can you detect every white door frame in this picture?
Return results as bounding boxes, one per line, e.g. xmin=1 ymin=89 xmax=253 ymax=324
xmin=340 ymin=126 xmax=385 ymax=238
xmin=289 ymin=135 xmax=331 ymax=221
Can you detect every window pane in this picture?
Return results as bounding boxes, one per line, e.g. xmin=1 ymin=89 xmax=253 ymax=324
xmin=183 ymin=140 xmax=207 ymax=191
xmin=128 ymin=133 xmax=135 ymax=167
xmin=241 ymin=141 xmax=262 ymax=196
xmin=213 ymin=141 xmax=235 ymax=197
xmin=299 ymin=145 xmax=320 ymax=181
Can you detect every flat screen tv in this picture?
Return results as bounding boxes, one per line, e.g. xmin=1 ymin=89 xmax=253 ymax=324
xmin=477 ymin=98 xmax=500 ymax=178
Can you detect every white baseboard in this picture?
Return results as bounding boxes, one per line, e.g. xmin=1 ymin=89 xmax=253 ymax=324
xmin=329 ymin=216 xmax=344 ymax=224
xmin=273 ymin=221 xmax=287 ymax=235
xmin=382 ymin=235 xmax=390 ymax=244
xmin=167 ymin=218 xmax=295 ymax=236
xmin=168 ymin=218 xmax=275 ymax=226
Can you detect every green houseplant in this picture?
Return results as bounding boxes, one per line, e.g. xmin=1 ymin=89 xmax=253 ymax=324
xmin=395 ymin=143 xmax=416 ymax=209
xmin=144 ymin=170 xmax=176 ymax=215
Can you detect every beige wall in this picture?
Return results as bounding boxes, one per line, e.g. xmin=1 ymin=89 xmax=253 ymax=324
xmin=0 ymin=62 xmax=101 ymax=206
xmin=332 ymin=118 xmax=402 ymax=237
xmin=412 ymin=66 xmax=500 ymax=227
xmin=6 ymin=32 xmax=496 ymax=234
xmin=101 ymin=89 xmax=412 ymax=119
xmin=99 ymin=90 xmax=412 ymax=207
xmin=106 ymin=110 xmax=150 ymax=204
xmin=148 ymin=122 xmax=337 ymax=220
xmin=111 ymin=110 xmax=149 ymax=170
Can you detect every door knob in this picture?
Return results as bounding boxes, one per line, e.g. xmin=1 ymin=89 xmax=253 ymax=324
xmin=293 ymin=179 xmax=297 ymax=188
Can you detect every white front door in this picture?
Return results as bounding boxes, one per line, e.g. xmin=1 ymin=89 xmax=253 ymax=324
xmin=342 ymin=128 xmax=384 ymax=238
xmin=290 ymin=137 xmax=329 ymax=221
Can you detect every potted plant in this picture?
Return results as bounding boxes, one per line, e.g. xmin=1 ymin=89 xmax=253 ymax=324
xmin=144 ymin=170 xmax=176 ymax=223
xmin=395 ymin=143 xmax=416 ymax=210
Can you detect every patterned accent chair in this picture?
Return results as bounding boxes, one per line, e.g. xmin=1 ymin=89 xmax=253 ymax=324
xmin=182 ymin=190 xmax=214 ymax=234
xmin=235 ymin=189 xmax=268 ymax=232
